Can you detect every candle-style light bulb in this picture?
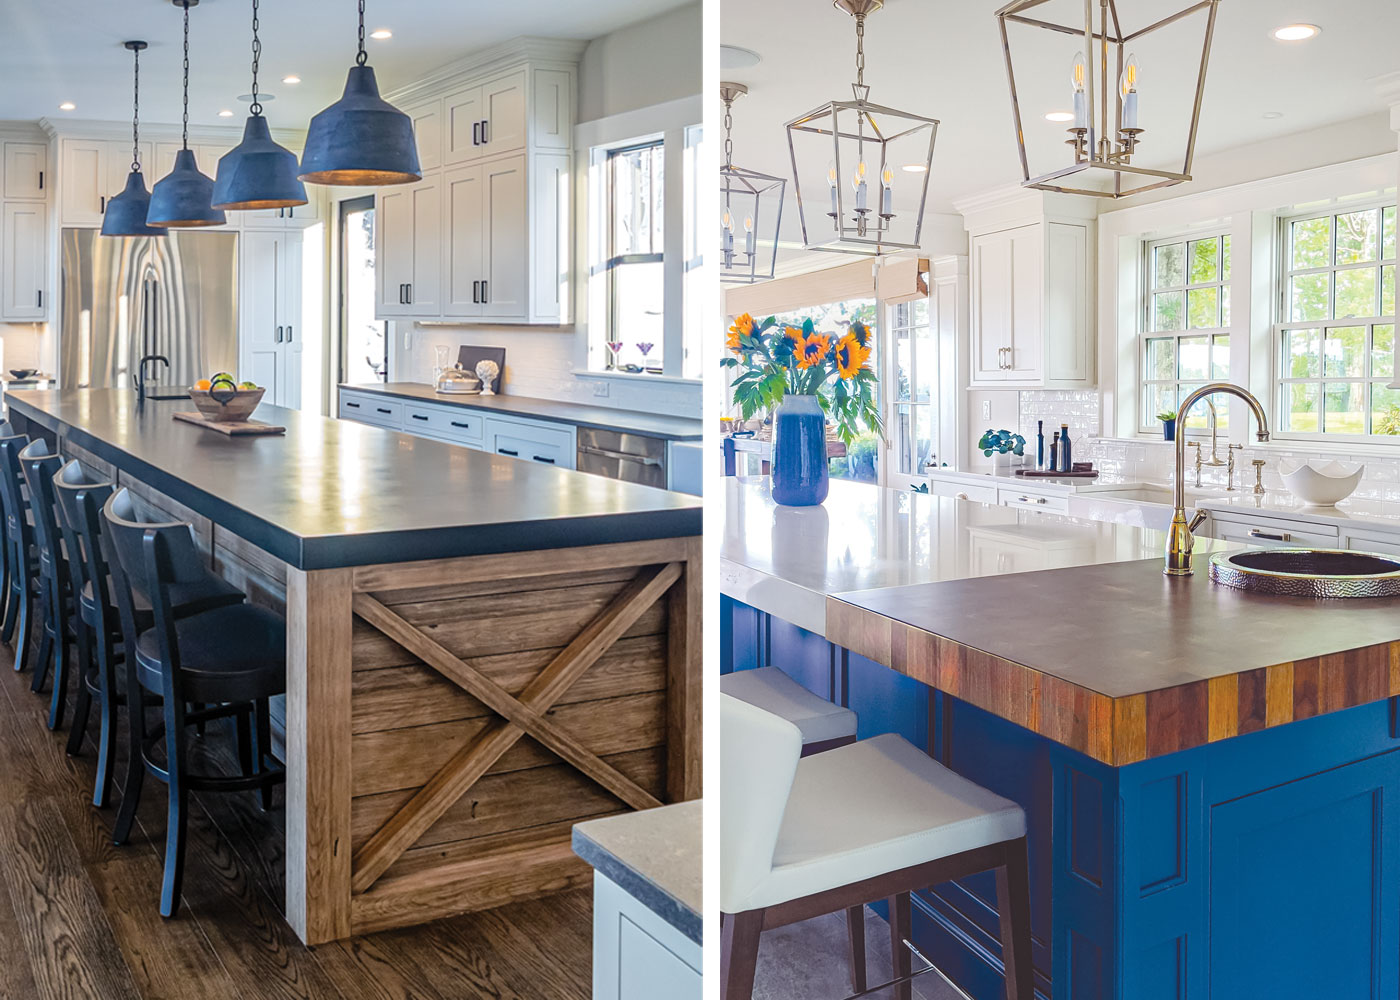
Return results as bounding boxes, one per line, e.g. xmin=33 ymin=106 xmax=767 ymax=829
xmin=827 ymin=160 xmax=839 ymax=216
xmin=743 ymin=214 xmax=755 ymax=256
xmin=1070 ymin=50 xmax=1088 ymax=129
xmin=721 ymin=207 xmax=735 ymax=257
xmin=880 ymin=165 xmax=894 ymax=216
xmin=1120 ymin=53 xmax=1140 ymax=129
xmin=852 ymin=159 xmax=868 ymax=212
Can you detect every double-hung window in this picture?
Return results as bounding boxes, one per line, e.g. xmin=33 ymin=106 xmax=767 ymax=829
xmin=1277 ymin=205 xmax=1397 ymax=438
xmin=1141 ymin=233 xmax=1232 ymax=432
xmin=889 ymin=298 xmax=937 ymax=476
xmin=603 ymin=140 xmax=665 ymax=373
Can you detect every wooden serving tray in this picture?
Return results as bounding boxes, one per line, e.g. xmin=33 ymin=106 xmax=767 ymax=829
xmin=173 ymin=411 xmax=286 ymax=436
xmin=1015 ymin=467 xmax=1098 ymax=478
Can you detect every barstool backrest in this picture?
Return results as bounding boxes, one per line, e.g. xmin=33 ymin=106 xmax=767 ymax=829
xmin=720 ymin=693 xmax=803 ymax=913
xmin=0 ymin=434 xmax=31 ymax=546
xmin=0 ymin=422 xmax=12 ymax=437
xmin=53 ymin=460 xmax=115 ymax=628
xmin=19 ymin=439 xmax=65 ymax=576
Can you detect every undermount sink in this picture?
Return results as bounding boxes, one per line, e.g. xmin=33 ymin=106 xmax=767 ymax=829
xmin=1091 ymin=484 xmax=1227 ymax=505
xmin=1209 ymin=548 xmax=1400 ymax=599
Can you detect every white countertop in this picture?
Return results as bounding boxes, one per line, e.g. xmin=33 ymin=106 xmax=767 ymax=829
xmin=721 ymin=477 xmax=1232 ymax=635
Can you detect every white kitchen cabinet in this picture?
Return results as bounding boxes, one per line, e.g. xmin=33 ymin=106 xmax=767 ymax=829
xmin=592 ymin=873 xmax=700 ymax=1000
xmin=375 ymin=177 xmax=441 ymax=318
xmin=443 ymin=156 xmax=527 ymax=321
xmin=485 ymin=413 xmax=576 ymax=469
xmin=444 ymin=70 xmax=526 ymax=166
xmin=997 ymin=486 xmax=1070 ymax=513
xmin=968 ymin=220 xmax=1091 ymax=388
xmin=931 ymin=477 xmax=998 ymax=503
xmin=60 ymin=138 xmax=160 ymax=226
xmin=3 ymin=142 xmax=47 ymax=201
xmin=1341 ymin=528 xmax=1400 ymax=556
xmin=240 ymin=230 xmax=303 ymax=408
xmin=1206 ymin=510 xmax=1338 ymax=549
xmin=2 ymin=202 xmax=48 ymax=321
xmin=407 ymin=98 xmax=443 ymax=172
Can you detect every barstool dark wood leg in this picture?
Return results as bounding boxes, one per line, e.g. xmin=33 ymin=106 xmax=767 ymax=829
xmin=254 ymin=698 xmax=273 ymax=810
xmin=0 ymin=540 xmax=19 ymax=646
xmin=66 ymin=626 xmax=94 ymax=756
xmin=721 ymin=908 xmax=763 ymax=1000
xmin=113 ymin=680 xmax=147 ymax=845
xmin=235 ymin=705 xmax=253 ymax=778
xmin=159 ymin=695 xmax=189 ymax=919
xmin=14 ymin=577 xmax=34 ymax=674
xmin=91 ymin=631 xmax=121 ymax=809
xmin=846 ymin=904 xmax=868 ymax=993
xmin=996 ymin=839 xmax=1034 ymax=1000
xmin=889 ymin=891 xmax=913 ymax=1000
xmin=45 ymin=615 xmax=71 ymax=730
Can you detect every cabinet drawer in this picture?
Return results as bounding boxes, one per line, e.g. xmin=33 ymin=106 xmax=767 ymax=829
xmin=1210 ymin=512 xmax=1338 ymax=549
xmin=998 ymin=488 xmax=1070 ymax=513
xmin=340 ymin=394 xmax=402 ymax=428
xmin=932 ymin=479 xmax=997 ymax=503
xmin=492 ymin=431 xmax=570 ymax=468
xmin=403 ymin=403 xmax=484 ymax=443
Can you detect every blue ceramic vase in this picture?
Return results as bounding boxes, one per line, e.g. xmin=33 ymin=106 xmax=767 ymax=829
xmin=771 ymin=395 xmax=829 ymax=506
xmin=1163 ymin=417 xmax=1177 ymax=441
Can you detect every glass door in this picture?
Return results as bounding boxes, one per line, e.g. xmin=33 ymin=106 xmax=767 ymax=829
xmin=339 ymin=195 xmax=387 ymax=384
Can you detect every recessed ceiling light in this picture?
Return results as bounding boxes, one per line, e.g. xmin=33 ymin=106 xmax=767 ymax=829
xmin=58 ymin=102 xmax=75 ymax=111
xmin=901 ymin=164 xmax=928 ymax=173
xmin=1272 ymin=23 xmax=1320 ymax=41
xmin=369 ymin=28 xmax=392 ymax=40
xmin=1262 ymin=111 xmax=1284 ymax=120
xmin=282 ymin=75 xmax=301 ymax=84
xmin=1044 ymin=111 xmax=1075 ymax=123
xmin=218 ymin=109 xmax=234 ymax=117
xmin=720 ymin=44 xmax=761 ymax=69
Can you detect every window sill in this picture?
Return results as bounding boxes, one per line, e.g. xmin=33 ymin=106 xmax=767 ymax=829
xmin=574 ymin=370 xmax=701 ymax=387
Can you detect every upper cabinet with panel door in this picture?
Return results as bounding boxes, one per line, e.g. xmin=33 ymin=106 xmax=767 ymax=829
xmin=374 ymin=38 xmax=583 ymax=325
xmin=3 ymin=142 xmax=48 ymax=201
xmin=0 ymin=127 xmax=51 ymax=322
xmin=958 ymin=189 xmax=1096 ymax=389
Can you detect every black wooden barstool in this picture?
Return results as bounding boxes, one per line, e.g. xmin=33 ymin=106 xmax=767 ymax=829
xmin=0 ymin=420 xmax=14 ymax=635
xmin=20 ymin=438 xmax=76 ymax=729
xmin=0 ymin=434 xmax=38 ymax=672
xmin=53 ymin=462 xmax=243 ymax=807
xmin=103 ymin=487 xmax=286 ymax=917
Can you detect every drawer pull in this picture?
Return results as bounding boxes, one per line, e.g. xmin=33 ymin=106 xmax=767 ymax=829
xmin=450 ymin=420 xmax=472 ymax=429
xmin=1016 ymin=496 xmax=1048 ymax=505
xmin=955 ymin=492 xmax=970 ymax=500
xmin=578 ymin=444 xmax=663 ymax=467
xmin=533 ymin=455 xmax=555 ymax=465
xmin=345 ymin=401 xmax=361 ymax=408
xmin=499 ymin=447 xmax=519 ymax=457
xmin=1248 ymin=529 xmax=1291 ymax=542
xmin=376 ymin=407 xmax=392 ymax=415
xmin=411 ymin=413 xmax=428 ymax=421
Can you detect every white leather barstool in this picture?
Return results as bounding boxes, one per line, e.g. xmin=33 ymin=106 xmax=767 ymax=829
xmin=720 ymin=694 xmax=1033 ymax=1000
xmin=720 ymin=666 xmax=858 ymax=755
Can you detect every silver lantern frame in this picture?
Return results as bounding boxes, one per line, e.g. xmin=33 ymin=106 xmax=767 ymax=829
xmin=720 ymin=83 xmax=787 ymax=284
xmin=784 ymin=0 xmax=939 ymax=257
xmin=995 ymin=0 xmax=1221 ymax=199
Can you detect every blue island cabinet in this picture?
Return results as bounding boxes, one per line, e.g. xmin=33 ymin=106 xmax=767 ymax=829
xmin=721 ymin=597 xmax=1400 ymax=999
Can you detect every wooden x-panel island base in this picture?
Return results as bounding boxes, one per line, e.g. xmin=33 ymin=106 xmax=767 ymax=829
xmin=6 ymin=390 xmax=702 ymax=945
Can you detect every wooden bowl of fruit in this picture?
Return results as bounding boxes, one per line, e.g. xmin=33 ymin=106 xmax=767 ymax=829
xmin=188 ymin=373 xmax=265 ymax=423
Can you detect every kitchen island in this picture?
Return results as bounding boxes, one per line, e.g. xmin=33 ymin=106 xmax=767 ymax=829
xmin=7 ymin=389 xmax=702 ymax=945
xmin=723 ymin=477 xmax=1400 ymax=999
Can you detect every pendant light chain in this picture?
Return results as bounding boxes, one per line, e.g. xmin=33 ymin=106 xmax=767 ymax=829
xmin=181 ymin=0 xmax=191 ymax=150
xmin=356 ymin=0 xmax=368 ymax=67
xmin=854 ymin=13 xmax=865 ymax=88
xmin=722 ymin=96 xmax=733 ymax=170
xmin=131 ymin=46 xmax=141 ymax=172
xmin=250 ymin=0 xmax=263 ymax=116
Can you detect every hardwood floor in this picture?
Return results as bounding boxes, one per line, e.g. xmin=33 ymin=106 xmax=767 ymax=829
xmin=0 ymin=640 xmax=594 ymax=1000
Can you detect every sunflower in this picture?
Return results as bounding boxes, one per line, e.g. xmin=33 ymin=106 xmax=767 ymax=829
xmin=834 ymin=332 xmax=871 ymax=379
xmin=795 ymin=332 xmax=832 ymax=370
xmin=727 ymin=313 xmax=755 ymax=353
xmin=784 ymin=325 xmax=805 ymax=346
xmin=849 ymin=320 xmax=871 ymax=348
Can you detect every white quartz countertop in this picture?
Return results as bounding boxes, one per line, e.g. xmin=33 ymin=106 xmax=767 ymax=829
xmin=721 ymin=477 xmax=1233 ymax=635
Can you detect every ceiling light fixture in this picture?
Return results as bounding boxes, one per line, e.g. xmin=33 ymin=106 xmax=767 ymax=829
xmin=102 ymin=41 xmax=167 ymax=238
xmin=997 ymin=0 xmax=1220 ymax=199
xmin=1044 ymin=111 xmax=1075 ymax=123
xmin=59 ymin=102 xmax=76 ymax=111
xmin=299 ymin=0 xmax=421 ymax=185
xmin=218 ymin=109 xmax=234 ymax=117
xmin=1272 ymin=23 xmax=1320 ymax=41
xmin=1262 ymin=111 xmax=1284 ymax=120
xmin=785 ymin=0 xmax=938 ymax=256
xmin=213 ymin=0 xmax=308 ymax=211
xmin=720 ymin=82 xmax=786 ymax=284
xmin=720 ymin=44 xmax=761 ymax=69
xmin=282 ymin=75 xmax=301 ymax=84
xmin=148 ymin=0 xmax=227 ymax=228
xmin=369 ymin=28 xmax=392 ymax=39
xmin=901 ymin=164 xmax=928 ymax=173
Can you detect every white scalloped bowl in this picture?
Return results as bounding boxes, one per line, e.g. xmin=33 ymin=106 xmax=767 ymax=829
xmin=1278 ymin=459 xmax=1365 ymax=507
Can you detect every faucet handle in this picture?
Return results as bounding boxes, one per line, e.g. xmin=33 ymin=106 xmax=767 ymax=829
xmin=1252 ymin=458 xmax=1267 ymax=496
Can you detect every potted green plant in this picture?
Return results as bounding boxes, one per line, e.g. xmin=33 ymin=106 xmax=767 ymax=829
xmin=978 ymin=429 xmax=1026 ymax=471
xmin=1157 ymin=410 xmax=1178 ymax=441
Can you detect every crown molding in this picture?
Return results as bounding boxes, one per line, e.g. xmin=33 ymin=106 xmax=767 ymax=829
xmin=954 ymin=182 xmax=1099 ymax=234
xmin=384 ymin=36 xmax=586 ymax=106
xmin=0 ymin=120 xmax=48 ymax=141
xmin=37 ymin=116 xmax=305 ymax=147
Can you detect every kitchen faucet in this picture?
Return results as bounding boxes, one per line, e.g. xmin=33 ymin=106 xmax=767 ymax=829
xmin=135 ymin=354 xmax=169 ymax=401
xmin=1166 ymin=383 xmax=1270 ymax=577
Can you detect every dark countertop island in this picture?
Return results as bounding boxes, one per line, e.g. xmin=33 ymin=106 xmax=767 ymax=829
xmin=7 ymin=389 xmax=699 ymax=570
xmin=340 ymin=382 xmax=705 ymax=441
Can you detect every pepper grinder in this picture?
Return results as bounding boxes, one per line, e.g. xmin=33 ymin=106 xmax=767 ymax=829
xmin=1252 ymin=459 xmax=1267 ymax=496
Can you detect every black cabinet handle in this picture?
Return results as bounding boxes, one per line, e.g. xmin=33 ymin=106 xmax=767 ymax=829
xmin=346 ymin=401 xmax=361 ymax=408
xmin=376 ymin=407 xmax=392 ymax=415
xmin=99 ymin=196 xmax=106 ymax=214
xmin=498 ymin=447 xmax=519 ymax=457
xmin=37 ymin=171 xmax=43 ymax=191
xmin=36 ymin=290 xmax=43 ymax=309
xmin=411 ymin=413 xmax=428 ymax=421
xmin=285 ymin=325 xmax=293 ymax=343
xmin=472 ymin=280 xmax=480 ymax=304
xmin=276 ymin=325 xmax=284 ymax=344
xmin=533 ymin=456 xmax=555 ymax=465
xmin=481 ymin=119 xmax=489 ymax=144
xmin=406 ymin=283 xmax=412 ymax=305
xmin=482 ymin=280 xmax=488 ymax=304
xmin=450 ymin=420 xmax=471 ymax=428
xmin=473 ymin=122 xmax=480 ymax=146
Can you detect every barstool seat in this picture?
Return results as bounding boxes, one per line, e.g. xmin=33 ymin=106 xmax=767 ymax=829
xmin=742 ymin=733 xmax=1025 ymax=912
xmin=134 ymin=603 xmax=286 ymax=704
xmin=720 ymin=667 xmax=857 ymax=748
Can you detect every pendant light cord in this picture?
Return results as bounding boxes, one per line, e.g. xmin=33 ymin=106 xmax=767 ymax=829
xmin=181 ymin=0 xmax=191 ymax=150
xmin=131 ymin=46 xmax=141 ymax=172
xmin=249 ymin=0 xmax=262 ymax=116
xmin=356 ymin=0 xmax=368 ymax=67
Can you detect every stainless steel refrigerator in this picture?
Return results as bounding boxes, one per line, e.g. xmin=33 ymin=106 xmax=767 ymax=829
xmin=59 ymin=228 xmax=238 ymax=397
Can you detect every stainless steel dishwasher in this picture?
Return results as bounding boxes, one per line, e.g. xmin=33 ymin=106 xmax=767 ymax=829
xmin=576 ymin=427 xmax=667 ymax=488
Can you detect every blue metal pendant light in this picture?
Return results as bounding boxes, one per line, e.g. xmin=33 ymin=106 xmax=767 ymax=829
xmin=298 ymin=0 xmax=421 ymax=186
xmin=102 ymin=41 xmax=167 ymax=238
xmin=147 ymin=0 xmax=227 ymax=228
xmin=212 ymin=0 xmax=307 ymax=210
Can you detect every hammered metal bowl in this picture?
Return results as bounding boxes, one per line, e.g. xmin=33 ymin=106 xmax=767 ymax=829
xmin=1209 ymin=547 xmax=1400 ymax=599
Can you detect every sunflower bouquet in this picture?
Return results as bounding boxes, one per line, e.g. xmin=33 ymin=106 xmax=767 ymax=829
xmin=721 ymin=313 xmax=884 ymax=446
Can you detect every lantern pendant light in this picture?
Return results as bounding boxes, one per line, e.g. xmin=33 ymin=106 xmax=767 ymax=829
xmin=212 ymin=0 xmax=308 ymax=211
xmin=298 ymin=0 xmax=422 ymax=186
xmin=102 ymin=41 xmax=167 ymax=238
xmin=719 ymin=83 xmax=786 ymax=284
xmin=147 ymin=0 xmax=226 ymax=228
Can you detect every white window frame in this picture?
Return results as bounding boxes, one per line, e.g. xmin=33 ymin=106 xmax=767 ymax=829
xmin=884 ymin=297 xmax=939 ymax=480
xmin=1139 ymin=230 xmax=1234 ymax=434
xmin=1273 ymin=201 xmax=1397 ymax=443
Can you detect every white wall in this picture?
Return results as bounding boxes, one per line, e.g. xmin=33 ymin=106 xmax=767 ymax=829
xmin=577 ymin=3 xmax=701 ymax=123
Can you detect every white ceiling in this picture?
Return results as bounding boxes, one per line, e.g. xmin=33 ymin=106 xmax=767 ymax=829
xmin=1 ymin=0 xmax=689 ymax=128
xmin=722 ymin=0 xmax=1400 ymax=228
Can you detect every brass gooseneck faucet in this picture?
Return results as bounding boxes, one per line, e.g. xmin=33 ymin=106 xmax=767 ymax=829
xmin=1166 ymin=383 xmax=1271 ymax=576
